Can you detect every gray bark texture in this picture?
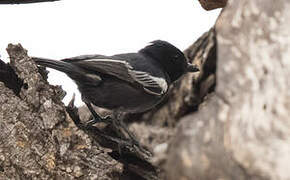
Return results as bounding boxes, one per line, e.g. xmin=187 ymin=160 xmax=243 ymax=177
xmin=0 ymin=45 xmax=124 ymax=179
xmin=165 ymin=0 xmax=290 ymax=180
xmin=216 ymin=0 xmax=290 ymax=179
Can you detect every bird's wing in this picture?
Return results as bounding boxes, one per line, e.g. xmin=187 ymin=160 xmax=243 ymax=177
xmin=68 ymin=58 xmax=168 ymax=96
xmin=62 ymin=54 xmax=108 ymax=62
xmin=128 ymin=69 xmax=168 ymax=96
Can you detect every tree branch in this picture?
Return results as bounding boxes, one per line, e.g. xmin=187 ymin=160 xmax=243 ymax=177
xmin=0 ymin=0 xmax=59 ymax=4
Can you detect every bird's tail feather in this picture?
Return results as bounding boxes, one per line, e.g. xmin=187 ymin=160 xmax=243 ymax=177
xmin=32 ymin=57 xmax=102 ymax=85
xmin=32 ymin=57 xmax=81 ymax=74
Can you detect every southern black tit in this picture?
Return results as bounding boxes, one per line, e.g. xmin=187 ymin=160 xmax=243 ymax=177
xmin=33 ymin=40 xmax=199 ymax=122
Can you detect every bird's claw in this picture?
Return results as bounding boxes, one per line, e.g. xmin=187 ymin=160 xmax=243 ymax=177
xmin=86 ymin=114 xmax=112 ymax=125
xmin=85 ymin=113 xmax=142 ymax=152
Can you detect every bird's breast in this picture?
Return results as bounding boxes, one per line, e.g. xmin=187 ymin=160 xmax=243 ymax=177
xmin=78 ymin=77 xmax=164 ymax=113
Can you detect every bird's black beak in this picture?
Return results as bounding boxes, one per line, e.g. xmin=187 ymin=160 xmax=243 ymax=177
xmin=187 ymin=63 xmax=199 ymax=72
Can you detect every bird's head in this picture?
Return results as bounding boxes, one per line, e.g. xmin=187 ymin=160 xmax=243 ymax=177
xmin=140 ymin=40 xmax=199 ymax=82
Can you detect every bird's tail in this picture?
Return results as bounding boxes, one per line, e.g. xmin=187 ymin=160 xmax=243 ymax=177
xmin=32 ymin=57 xmax=81 ymax=75
xmin=32 ymin=57 xmax=101 ymax=84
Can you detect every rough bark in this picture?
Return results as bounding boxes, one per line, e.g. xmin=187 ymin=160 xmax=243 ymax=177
xmin=198 ymin=0 xmax=227 ymax=10
xmin=166 ymin=0 xmax=290 ymax=179
xmin=0 ymin=0 xmax=59 ymax=4
xmin=216 ymin=0 xmax=290 ymax=179
xmin=166 ymin=95 xmax=249 ymax=180
xmin=0 ymin=44 xmax=124 ymax=179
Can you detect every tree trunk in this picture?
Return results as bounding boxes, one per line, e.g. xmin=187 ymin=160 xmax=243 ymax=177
xmin=165 ymin=0 xmax=290 ymax=180
xmin=1 ymin=0 xmax=290 ymax=179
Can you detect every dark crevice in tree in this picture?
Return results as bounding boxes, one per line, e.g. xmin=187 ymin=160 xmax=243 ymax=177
xmin=0 ymin=59 xmax=23 ymax=96
xmin=185 ymin=28 xmax=217 ymax=107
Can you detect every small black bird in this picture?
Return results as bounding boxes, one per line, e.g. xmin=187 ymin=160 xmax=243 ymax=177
xmin=33 ymin=40 xmax=198 ymax=122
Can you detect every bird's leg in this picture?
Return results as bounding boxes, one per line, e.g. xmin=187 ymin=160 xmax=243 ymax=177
xmin=85 ymin=102 xmax=107 ymax=125
xmin=110 ymin=112 xmax=140 ymax=148
xmin=67 ymin=96 xmax=151 ymax=158
xmin=85 ymin=103 xmax=140 ymax=148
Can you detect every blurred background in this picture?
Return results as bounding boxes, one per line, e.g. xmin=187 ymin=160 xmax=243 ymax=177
xmin=0 ymin=0 xmax=220 ymax=106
